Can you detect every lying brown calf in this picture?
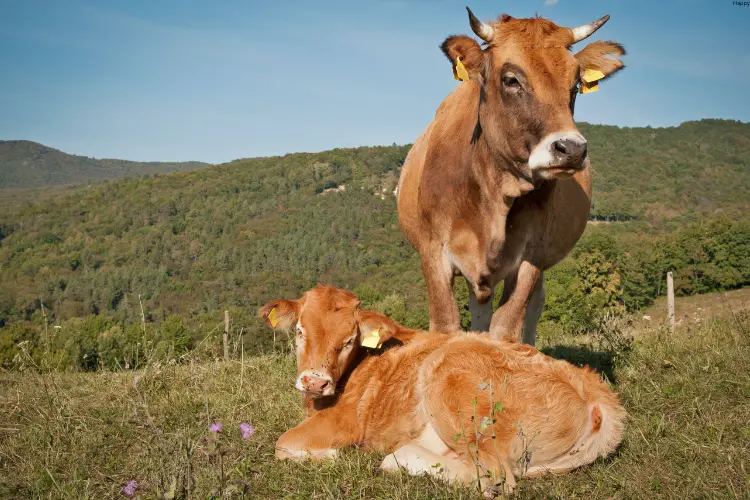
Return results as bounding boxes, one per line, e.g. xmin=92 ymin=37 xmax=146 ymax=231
xmin=259 ymin=286 xmax=625 ymax=493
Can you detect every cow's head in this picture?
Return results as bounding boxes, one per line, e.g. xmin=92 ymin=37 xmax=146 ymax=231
xmin=259 ymin=286 xmax=402 ymax=398
xmin=442 ymin=9 xmax=625 ymax=181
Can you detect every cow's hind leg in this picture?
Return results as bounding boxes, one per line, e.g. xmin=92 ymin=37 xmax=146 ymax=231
xmin=380 ymin=443 xmax=476 ymax=482
xmin=416 ymin=351 xmax=519 ymax=493
xmin=383 ymin=434 xmax=517 ymax=495
xmin=380 ymin=422 xmax=510 ymax=493
xmin=490 ymin=261 xmax=542 ymax=344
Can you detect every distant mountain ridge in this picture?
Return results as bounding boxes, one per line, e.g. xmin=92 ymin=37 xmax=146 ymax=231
xmin=2 ymin=119 xmax=749 ymax=218
xmin=0 ymin=140 xmax=211 ymax=189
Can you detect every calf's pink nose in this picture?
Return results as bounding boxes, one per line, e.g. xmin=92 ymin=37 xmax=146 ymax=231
xmin=302 ymin=375 xmax=331 ymax=394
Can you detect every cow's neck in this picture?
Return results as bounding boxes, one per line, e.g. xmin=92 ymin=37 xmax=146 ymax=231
xmin=469 ymin=134 xmax=536 ymax=217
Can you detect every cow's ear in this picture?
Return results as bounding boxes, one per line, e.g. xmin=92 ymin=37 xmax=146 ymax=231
xmin=574 ymin=41 xmax=626 ymax=80
xmin=258 ymin=299 xmax=301 ymax=330
xmin=355 ymin=309 xmax=399 ymax=347
xmin=441 ymin=35 xmax=485 ymax=83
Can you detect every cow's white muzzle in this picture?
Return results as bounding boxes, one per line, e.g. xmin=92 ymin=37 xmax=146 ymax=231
xmin=528 ymin=131 xmax=588 ymax=176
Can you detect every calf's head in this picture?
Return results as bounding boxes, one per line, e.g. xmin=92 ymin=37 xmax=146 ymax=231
xmin=259 ymin=286 xmax=399 ymax=398
xmin=443 ymin=9 xmax=625 ymax=180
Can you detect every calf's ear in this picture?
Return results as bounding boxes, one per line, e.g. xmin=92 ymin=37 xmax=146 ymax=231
xmin=258 ymin=298 xmax=301 ymax=330
xmin=355 ymin=310 xmax=399 ymax=347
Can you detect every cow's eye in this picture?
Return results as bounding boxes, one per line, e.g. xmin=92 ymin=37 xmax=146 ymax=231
xmin=569 ymin=85 xmax=578 ymax=113
xmin=342 ymin=337 xmax=354 ymax=348
xmin=502 ymin=75 xmax=520 ymax=90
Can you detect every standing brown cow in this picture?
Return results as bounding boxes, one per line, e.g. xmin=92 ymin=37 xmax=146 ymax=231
xmin=397 ymin=9 xmax=625 ymax=343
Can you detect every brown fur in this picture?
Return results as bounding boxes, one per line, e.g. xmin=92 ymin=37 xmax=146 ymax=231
xmin=397 ymin=11 xmax=625 ymax=341
xmin=259 ymin=287 xmax=626 ymax=494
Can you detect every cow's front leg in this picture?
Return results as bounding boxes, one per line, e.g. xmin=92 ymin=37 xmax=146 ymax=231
xmin=522 ymin=272 xmax=545 ymax=345
xmin=275 ymin=408 xmax=357 ymax=461
xmin=489 ymin=261 xmax=542 ymax=344
xmin=421 ymin=246 xmax=460 ymax=332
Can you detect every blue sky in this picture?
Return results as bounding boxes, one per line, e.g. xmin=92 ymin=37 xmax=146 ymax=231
xmin=1 ymin=0 xmax=748 ymax=163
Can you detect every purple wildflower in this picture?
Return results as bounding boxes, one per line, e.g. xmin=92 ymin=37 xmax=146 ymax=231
xmin=122 ymin=480 xmax=137 ymax=497
xmin=209 ymin=422 xmax=223 ymax=433
xmin=240 ymin=422 xmax=255 ymax=440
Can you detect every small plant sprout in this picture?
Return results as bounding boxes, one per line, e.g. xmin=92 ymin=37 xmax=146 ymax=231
xmin=479 ymin=416 xmax=492 ymax=436
xmin=474 ymin=378 xmax=510 ymax=494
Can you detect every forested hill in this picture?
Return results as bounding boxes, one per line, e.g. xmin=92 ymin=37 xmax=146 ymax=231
xmin=0 ymin=140 xmax=210 ymax=189
xmin=580 ymin=119 xmax=750 ymax=220
xmin=0 ymin=119 xmax=748 ymax=363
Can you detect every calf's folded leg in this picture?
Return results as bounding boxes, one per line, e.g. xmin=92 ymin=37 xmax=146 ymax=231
xmin=275 ymin=408 xmax=357 ymax=461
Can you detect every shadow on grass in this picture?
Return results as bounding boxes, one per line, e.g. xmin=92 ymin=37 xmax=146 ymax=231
xmin=542 ymin=345 xmax=617 ymax=384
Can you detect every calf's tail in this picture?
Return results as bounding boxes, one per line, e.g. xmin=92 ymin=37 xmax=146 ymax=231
xmin=525 ymin=395 xmax=626 ymax=477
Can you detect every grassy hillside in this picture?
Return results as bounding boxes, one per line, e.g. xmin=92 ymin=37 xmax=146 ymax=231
xmin=640 ymin=287 xmax=750 ymax=325
xmin=0 ymin=140 xmax=210 ymax=189
xmin=2 ymin=314 xmax=747 ymax=498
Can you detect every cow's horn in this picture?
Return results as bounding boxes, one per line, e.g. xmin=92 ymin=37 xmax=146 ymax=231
xmin=466 ymin=6 xmax=494 ymax=43
xmin=570 ymin=14 xmax=610 ymax=43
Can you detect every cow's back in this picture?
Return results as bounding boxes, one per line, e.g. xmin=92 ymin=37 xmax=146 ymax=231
xmin=397 ymin=120 xmax=433 ymax=250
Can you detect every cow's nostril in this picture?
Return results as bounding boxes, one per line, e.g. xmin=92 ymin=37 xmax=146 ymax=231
xmin=319 ymin=380 xmax=330 ymax=391
xmin=553 ymin=140 xmax=568 ymax=155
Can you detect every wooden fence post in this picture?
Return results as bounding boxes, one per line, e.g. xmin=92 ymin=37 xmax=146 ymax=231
xmin=223 ymin=310 xmax=230 ymax=361
xmin=667 ymin=272 xmax=675 ymax=333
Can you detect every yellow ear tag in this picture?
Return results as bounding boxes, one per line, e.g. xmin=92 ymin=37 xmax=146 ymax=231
xmin=454 ymin=57 xmax=469 ymax=82
xmin=360 ymin=328 xmax=383 ymax=349
xmin=580 ymin=68 xmax=604 ymax=94
xmin=582 ymin=68 xmax=605 ymax=83
xmin=580 ymin=80 xmax=599 ymax=94
xmin=269 ymin=308 xmax=280 ymax=328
